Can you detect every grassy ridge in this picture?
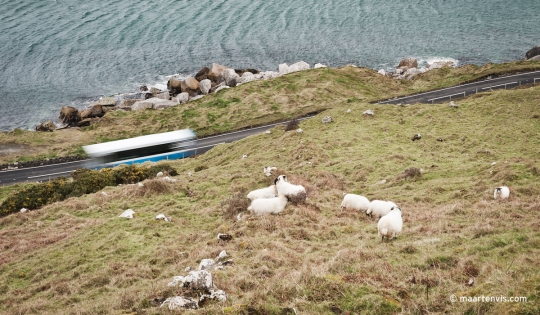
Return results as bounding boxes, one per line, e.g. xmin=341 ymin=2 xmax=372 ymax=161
xmin=1 ymin=60 xmax=539 ymax=164
xmin=0 ymin=82 xmax=539 ymax=313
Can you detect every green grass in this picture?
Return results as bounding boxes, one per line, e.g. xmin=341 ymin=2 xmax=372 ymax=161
xmin=0 ymin=83 xmax=539 ymax=314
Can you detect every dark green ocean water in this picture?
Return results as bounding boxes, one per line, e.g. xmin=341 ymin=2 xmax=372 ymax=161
xmin=0 ymin=0 xmax=538 ymax=131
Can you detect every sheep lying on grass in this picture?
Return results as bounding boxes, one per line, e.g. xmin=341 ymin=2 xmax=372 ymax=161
xmin=275 ymin=175 xmax=306 ymax=197
xmin=247 ymin=185 xmax=277 ymax=201
xmin=494 ymin=186 xmax=510 ymax=200
xmin=247 ymin=195 xmax=288 ymax=216
xmin=340 ymin=193 xmax=370 ymax=212
xmin=366 ymin=200 xmax=398 ymax=218
xmin=378 ymin=206 xmax=403 ymax=241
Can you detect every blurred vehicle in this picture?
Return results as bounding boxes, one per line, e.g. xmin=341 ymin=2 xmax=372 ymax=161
xmin=83 ymin=129 xmax=197 ymax=169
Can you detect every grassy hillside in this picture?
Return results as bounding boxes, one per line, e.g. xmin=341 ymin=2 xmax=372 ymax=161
xmin=1 ymin=83 xmax=539 ymax=314
xmin=1 ymin=60 xmax=539 ymax=164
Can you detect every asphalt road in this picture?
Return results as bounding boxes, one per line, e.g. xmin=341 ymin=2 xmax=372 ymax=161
xmin=378 ymin=70 xmax=540 ymax=104
xmin=0 ymin=120 xmax=300 ymax=185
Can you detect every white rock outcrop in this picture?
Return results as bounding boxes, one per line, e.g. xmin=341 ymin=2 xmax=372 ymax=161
xmin=199 ymin=79 xmax=211 ymax=95
xmin=168 ymin=270 xmax=213 ymax=291
xmin=198 ymin=259 xmax=216 ymax=271
xmin=314 ymin=63 xmax=327 ymax=68
xmin=160 ymin=296 xmax=198 ymax=310
xmin=288 ymin=61 xmax=310 ymax=73
xmin=119 ymin=209 xmax=135 ymax=219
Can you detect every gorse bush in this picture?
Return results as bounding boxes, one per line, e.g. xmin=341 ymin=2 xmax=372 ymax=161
xmin=0 ymin=164 xmax=178 ymax=217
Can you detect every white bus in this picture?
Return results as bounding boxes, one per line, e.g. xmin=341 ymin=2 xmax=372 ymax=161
xmin=83 ymin=129 xmax=197 ymax=169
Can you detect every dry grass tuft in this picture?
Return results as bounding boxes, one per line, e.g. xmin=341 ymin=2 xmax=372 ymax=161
xmin=284 ymin=118 xmax=300 ymax=131
xmin=397 ymin=167 xmax=423 ymax=180
xmin=221 ymin=192 xmax=250 ymax=220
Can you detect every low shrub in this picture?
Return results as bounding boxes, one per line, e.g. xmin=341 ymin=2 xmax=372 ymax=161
xmin=221 ymin=192 xmax=250 ymax=220
xmin=0 ymin=163 xmax=178 ymax=217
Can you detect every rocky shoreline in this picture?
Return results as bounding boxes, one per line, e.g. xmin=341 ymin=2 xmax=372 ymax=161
xmin=35 ymin=61 xmax=328 ymax=132
xmin=33 ymin=45 xmax=540 ymax=132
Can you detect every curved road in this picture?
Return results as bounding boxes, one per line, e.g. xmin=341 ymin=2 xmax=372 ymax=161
xmin=0 ymin=120 xmax=304 ymax=185
xmin=378 ymin=70 xmax=540 ymax=104
xmin=2 ymin=70 xmax=540 ymax=185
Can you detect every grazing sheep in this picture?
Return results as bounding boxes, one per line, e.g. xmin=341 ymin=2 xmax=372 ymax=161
xmin=378 ymin=206 xmax=403 ymax=241
xmin=366 ymin=200 xmax=398 ymax=218
xmin=494 ymin=186 xmax=510 ymax=200
xmin=263 ymin=166 xmax=277 ymax=177
xmin=247 ymin=185 xmax=277 ymax=201
xmin=340 ymin=194 xmax=370 ymax=212
xmin=247 ymin=194 xmax=288 ymax=216
xmin=275 ymin=175 xmax=306 ymax=197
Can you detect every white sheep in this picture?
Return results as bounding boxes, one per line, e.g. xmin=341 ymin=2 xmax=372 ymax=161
xmin=247 ymin=185 xmax=277 ymax=201
xmin=340 ymin=194 xmax=370 ymax=212
xmin=378 ymin=206 xmax=403 ymax=241
xmin=275 ymin=175 xmax=306 ymax=197
xmin=366 ymin=200 xmax=398 ymax=218
xmin=263 ymin=166 xmax=277 ymax=177
xmin=494 ymin=186 xmax=510 ymax=200
xmin=247 ymin=194 xmax=288 ymax=216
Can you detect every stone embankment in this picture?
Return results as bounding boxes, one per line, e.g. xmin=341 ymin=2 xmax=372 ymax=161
xmin=39 ymin=61 xmax=327 ymax=131
xmin=377 ymin=57 xmax=457 ymax=81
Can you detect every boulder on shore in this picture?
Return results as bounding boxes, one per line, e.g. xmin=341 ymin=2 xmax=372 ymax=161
xmin=234 ymin=68 xmax=260 ymax=76
xmin=176 ymin=93 xmax=189 ymax=104
xmin=199 ymin=79 xmax=211 ymax=95
xmin=91 ymin=97 xmax=116 ymax=107
xmin=528 ymin=55 xmax=540 ymax=61
xmin=168 ymin=78 xmax=183 ymax=95
xmin=59 ymin=106 xmax=80 ymax=125
xmin=35 ymin=120 xmax=56 ymax=132
xmin=398 ymin=57 xmax=418 ymax=69
xmin=180 ymin=77 xmax=200 ymax=96
xmin=118 ymin=99 xmax=141 ymax=110
xmin=219 ymin=69 xmax=239 ymax=87
xmin=195 ymin=66 xmax=210 ymax=81
xmin=207 ymin=63 xmax=229 ymax=82
xmin=525 ymin=45 xmax=540 ymax=60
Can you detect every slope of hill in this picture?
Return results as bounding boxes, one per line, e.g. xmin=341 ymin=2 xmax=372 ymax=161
xmin=0 ymin=68 xmax=540 ymax=314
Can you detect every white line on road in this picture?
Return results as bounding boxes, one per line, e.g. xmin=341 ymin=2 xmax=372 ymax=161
xmin=28 ymin=171 xmax=73 ymax=179
xmin=0 ymin=159 xmax=88 ymax=173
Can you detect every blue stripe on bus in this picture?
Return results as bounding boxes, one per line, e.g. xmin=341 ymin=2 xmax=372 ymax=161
xmin=91 ymin=149 xmax=197 ymax=169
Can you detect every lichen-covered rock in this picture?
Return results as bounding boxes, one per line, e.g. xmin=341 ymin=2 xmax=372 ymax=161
xmin=362 ymin=110 xmax=374 ymax=116
xmin=168 ymin=270 xmax=213 ymax=291
xmin=199 ymin=259 xmax=216 ymax=271
xmin=321 ymin=116 xmax=333 ymax=124
xmin=160 ymin=296 xmax=198 ymax=310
